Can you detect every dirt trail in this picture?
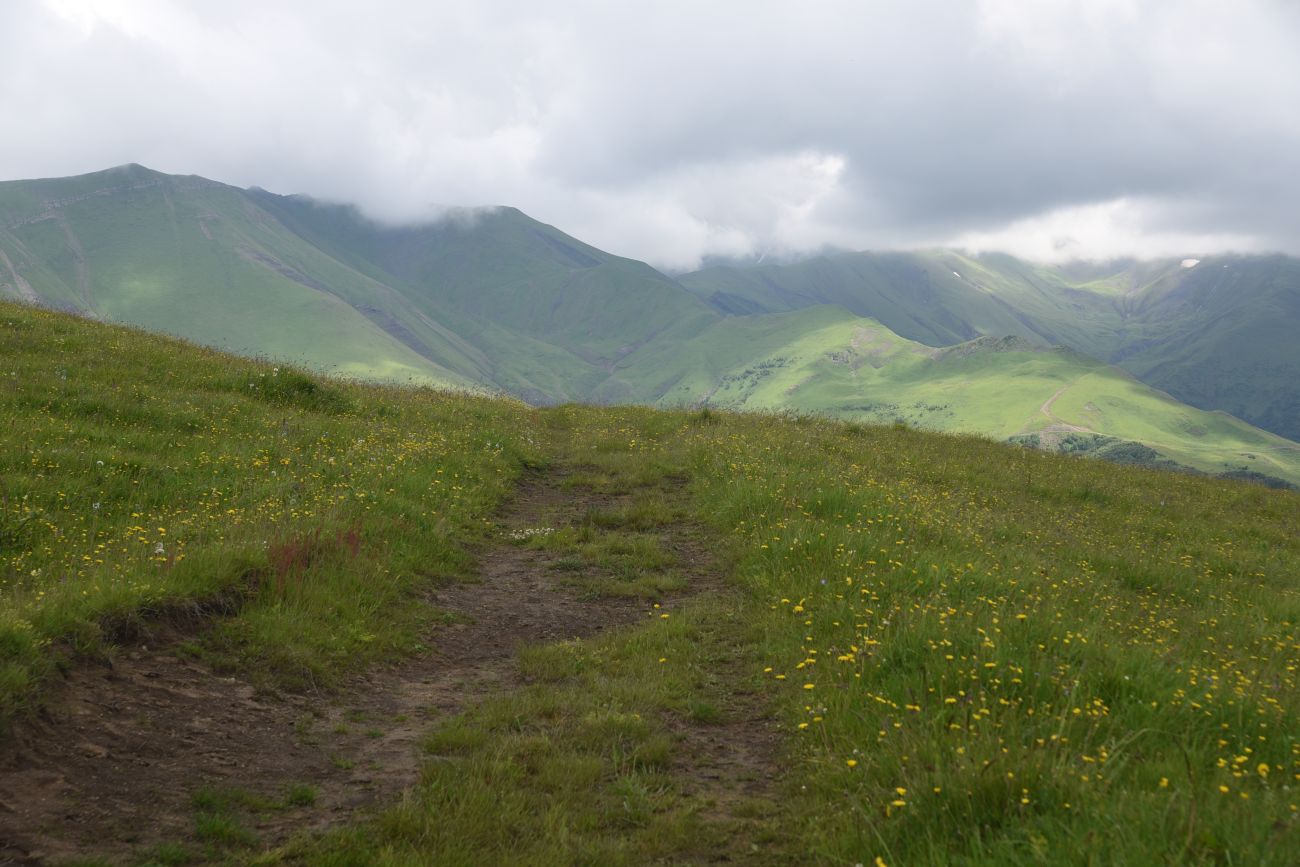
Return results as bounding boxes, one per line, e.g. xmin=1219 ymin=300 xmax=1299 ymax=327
xmin=1012 ymin=383 xmax=1097 ymax=441
xmin=0 ymin=467 xmax=777 ymax=864
xmin=1038 ymin=383 xmax=1092 ymax=433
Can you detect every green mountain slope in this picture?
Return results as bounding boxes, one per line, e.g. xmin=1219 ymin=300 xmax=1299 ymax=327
xmin=679 ymin=251 xmax=1045 ymax=345
xmin=615 ymin=307 xmax=1300 ymax=484
xmin=681 ymin=251 xmax=1300 ymax=440
xmin=246 ymin=192 xmax=721 ymax=402
xmin=0 ymin=166 xmax=723 ymax=404
xmin=1109 ymin=255 xmax=1300 ymax=442
xmin=0 ymin=165 xmax=484 ymax=387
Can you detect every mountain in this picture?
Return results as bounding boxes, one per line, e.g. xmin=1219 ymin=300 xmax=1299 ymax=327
xmin=245 ymin=190 xmax=719 ymax=403
xmin=610 ymin=306 xmax=1299 ymax=483
xmin=0 ymin=165 xmax=719 ymax=402
xmin=680 ymin=250 xmax=1300 ymax=441
xmin=1 ymin=165 xmax=1297 ymax=484
xmin=1103 ymin=255 xmax=1300 ymax=443
xmin=0 ymin=165 xmax=480 ymax=386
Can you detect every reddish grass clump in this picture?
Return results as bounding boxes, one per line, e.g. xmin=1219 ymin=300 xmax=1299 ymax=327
xmin=266 ymin=524 xmax=363 ymax=596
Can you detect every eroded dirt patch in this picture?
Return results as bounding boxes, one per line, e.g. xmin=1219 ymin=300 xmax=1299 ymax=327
xmin=1 ymin=467 xmax=779 ymax=864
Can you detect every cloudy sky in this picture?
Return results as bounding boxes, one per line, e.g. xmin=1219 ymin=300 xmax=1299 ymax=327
xmin=2 ymin=0 xmax=1298 ymax=269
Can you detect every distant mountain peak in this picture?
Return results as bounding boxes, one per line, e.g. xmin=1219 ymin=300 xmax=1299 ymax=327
xmin=99 ymin=162 xmax=169 ymax=181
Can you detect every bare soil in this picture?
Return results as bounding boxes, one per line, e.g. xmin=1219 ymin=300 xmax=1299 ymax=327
xmin=0 ymin=468 xmax=780 ymax=865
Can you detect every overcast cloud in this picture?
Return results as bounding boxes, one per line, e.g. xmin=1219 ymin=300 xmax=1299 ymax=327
xmin=2 ymin=0 xmax=1297 ymax=268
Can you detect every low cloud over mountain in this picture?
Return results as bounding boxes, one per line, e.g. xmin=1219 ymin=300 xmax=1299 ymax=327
xmin=3 ymin=1 xmax=1298 ymax=268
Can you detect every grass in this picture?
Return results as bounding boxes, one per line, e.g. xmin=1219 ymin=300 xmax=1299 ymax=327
xmin=282 ymin=464 xmax=784 ymax=864
xmin=5 ymin=301 xmax=1300 ymax=863
xmin=193 ymin=812 xmax=257 ymax=848
xmin=281 ymin=402 xmax=1300 ymax=863
xmin=663 ymin=405 xmax=1300 ymax=863
xmin=136 ymin=842 xmax=195 ymax=866
xmin=0 ymin=300 xmax=539 ymax=722
xmin=523 ymin=520 xmax=686 ymax=599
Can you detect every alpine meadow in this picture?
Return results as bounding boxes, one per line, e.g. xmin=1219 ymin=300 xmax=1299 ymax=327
xmin=2 ymin=298 xmax=1298 ymax=864
xmin=4 ymin=2 xmax=1300 ymax=865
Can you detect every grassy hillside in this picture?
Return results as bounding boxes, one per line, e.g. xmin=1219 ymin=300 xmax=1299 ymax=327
xmin=3 ymin=301 xmax=1300 ymax=864
xmin=678 ymin=251 xmax=1045 ymax=346
xmin=0 ymin=165 xmax=723 ymax=405
xmin=2 ymin=301 xmax=1300 ymax=863
xmin=0 ymin=300 xmax=539 ymax=720
xmin=1113 ymin=255 xmax=1300 ymax=442
xmin=679 ymin=406 xmax=1300 ymax=863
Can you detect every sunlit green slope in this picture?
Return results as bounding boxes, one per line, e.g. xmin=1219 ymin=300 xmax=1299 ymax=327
xmin=681 ymin=251 xmax=1300 ymax=440
xmin=616 ymin=307 xmax=1300 ymax=484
